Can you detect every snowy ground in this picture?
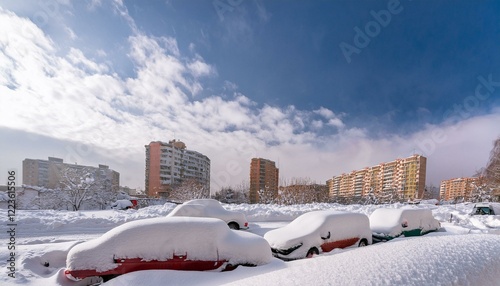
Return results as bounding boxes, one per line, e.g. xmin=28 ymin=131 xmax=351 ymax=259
xmin=1 ymin=202 xmax=500 ymax=285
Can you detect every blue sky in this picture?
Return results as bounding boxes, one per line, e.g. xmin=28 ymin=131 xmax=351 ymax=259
xmin=1 ymin=0 xmax=499 ymax=192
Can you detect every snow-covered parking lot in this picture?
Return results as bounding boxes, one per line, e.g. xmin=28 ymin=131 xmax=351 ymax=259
xmin=1 ymin=202 xmax=500 ymax=285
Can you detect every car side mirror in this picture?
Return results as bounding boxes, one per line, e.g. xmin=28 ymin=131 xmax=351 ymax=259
xmin=321 ymin=231 xmax=331 ymax=240
xmin=401 ymin=220 xmax=408 ymax=228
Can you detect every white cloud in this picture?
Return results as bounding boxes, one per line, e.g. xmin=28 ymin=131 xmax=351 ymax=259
xmin=188 ymin=43 xmax=196 ymax=53
xmin=311 ymin=120 xmax=323 ymax=129
xmin=112 ymin=0 xmax=138 ymax=33
xmin=314 ymin=107 xmax=345 ymax=129
xmin=255 ymin=1 xmax=272 ymax=23
xmin=314 ymin=107 xmax=335 ymax=119
xmin=223 ymin=80 xmax=238 ymax=91
xmin=188 ymin=58 xmax=216 ymax=77
xmin=96 ymin=49 xmax=107 ymax=57
xmin=65 ymin=26 xmax=77 ymax=40
xmin=67 ymin=48 xmax=108 ymax=73
xmin=327 ymin=118 xmax=345 ymax=129
xmin=87 ymin=0 xmax=103 ymax=10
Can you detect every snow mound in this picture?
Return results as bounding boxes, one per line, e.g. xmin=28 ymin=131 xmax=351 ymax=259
xmin=103 ymin=234 xmax=500 ymax=286
xmin=223 ymin=234 xmax=500 ymax=286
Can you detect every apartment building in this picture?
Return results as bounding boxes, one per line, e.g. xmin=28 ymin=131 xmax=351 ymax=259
xmin=145 ymin=140 xmax=210 ymax=198
xmin=439 ymin=177 xmax=481 ymax=201
xmin=22 ymin=157 xmax=119 ymax=192
xmin=249 ymin=158 xmax=279 ymax=203
xmin=327 ymin=154 xmax=427 ymax=202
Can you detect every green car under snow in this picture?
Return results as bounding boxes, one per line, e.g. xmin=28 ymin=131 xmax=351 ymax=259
xmin=369 ymin=208 xmax=441 ymax=242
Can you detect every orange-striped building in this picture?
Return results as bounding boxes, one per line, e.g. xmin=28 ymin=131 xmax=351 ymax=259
xmin=327 ymin=155 xmax=427 ymax=201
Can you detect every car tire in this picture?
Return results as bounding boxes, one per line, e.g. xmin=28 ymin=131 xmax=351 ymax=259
xmin=358 ymin=239 xmax=368 ymax=247
xmin=222 ymin=264 xmax=239 ymax=271
xmin=101 ymin=275 xmax=118 ymax=282
xmin=306 ymin=247 xmax=319 ymax=258
xmin=228 ymin=222 xmax=239 ymax=230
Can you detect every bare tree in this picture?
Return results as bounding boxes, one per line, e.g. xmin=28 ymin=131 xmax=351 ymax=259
xmin=169 ymin=179 xmax=209 ymax=203
xmin=257 ymin=185 xmax=277 ymax=204
xmin=277 ymin=178 xmax=327 ymax=205
xmin=89 ymin=187 xmax=118 ymax=210
xmin=213 ymin=188 xmax=242 ymax=203
xmin=233 ymin=180 xmax=250 ymax=203
xmin=58 ymin=166 xmax=103 ymax=211
xmin=213 ymin=182 xmax=249 ymax=204
xmin=378 ymin=188 xmax=403 ymax=204
xmin=39 ymin=188 xmax=69 ymax=210
xmin=422 ymin=184 xmax=439 ymax=200
xmin=469 ymin=176 xmax=491 ymax=203
xmin=362 ymin=187 xmax=379 ymax=205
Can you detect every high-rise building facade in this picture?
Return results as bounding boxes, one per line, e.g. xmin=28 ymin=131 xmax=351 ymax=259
xmin=249 ymin=158 xmax=279 ymax=203
xmin=145 ymin=140 xmax=210 ymax=198
xmin=439 ymin=177 xmax=481 ymax=201
xmin=327 ymin=154 xmax=427 ymax=202
xmin=22 ymin=157 xmax=119 ymax=192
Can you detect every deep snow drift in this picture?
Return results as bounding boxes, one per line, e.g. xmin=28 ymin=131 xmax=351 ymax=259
xmin=1 ymin=202 xmax=499 ymax=285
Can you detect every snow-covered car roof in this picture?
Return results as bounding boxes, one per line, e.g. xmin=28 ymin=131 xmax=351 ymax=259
xmin=167 ymin=199 xmax=248 ymax=229
xmin=369 ymin=208 xmax=440 ymax=238
xmin=183 ymin=199 xmax=223 ymax=207
xmin=66 ymin=217 xmax=271 ymax=274
xmin=111 ymin=199 xmax=133 ymax=210
xmin=472 ymin=203 xmax=500 ymax=215
xmin=264 ymin=210 xmax=371 ymax=251
xmin=473 ymin=202 xmax=500 ymax=208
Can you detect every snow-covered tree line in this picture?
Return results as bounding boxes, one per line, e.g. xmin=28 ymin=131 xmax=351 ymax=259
xmin=168 ymin=179 xmax=210 ymax=203
xmin=275 ymin=178 xmax=329 ymax=205
xmin=211 ymin=178 xmax=439 ymax=205
xmin=212 ymin=181 xmax=249 ymax=204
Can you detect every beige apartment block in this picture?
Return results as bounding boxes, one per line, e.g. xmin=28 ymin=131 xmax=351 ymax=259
xmin=439 ymin=177 xmax=482 ymax=201
xmin=145 ymin=140 xmax=210 ymax=198
xmin=249 ymin=158 xmax=279 ymax=204
xmin=327 ymin=154 xmax=426 ymax=202
xmin=22 ymin=157 xmax=119 ymax=192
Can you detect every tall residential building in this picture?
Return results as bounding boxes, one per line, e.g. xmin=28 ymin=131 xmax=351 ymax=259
xmin=439 ymin=177 xmax=481 ymax=201
xmin=327 ymin=154 xmax=427 ymax=202
xmin=22 ymin=157 xmax=119 ymax=192
xmin=249 ymin=158 xmax=279 ymax=203
xmin=145 ymin=140 xmax=210 ymax=198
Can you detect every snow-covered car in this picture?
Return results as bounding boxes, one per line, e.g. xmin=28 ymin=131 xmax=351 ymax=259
xmin=470 ymin=202 xmax=500 ymax=215
xmin=167 ymin=199 xmax=249 ymax=230
xmin=264 ymin=210 xmax=372 ymax=261
xmin=111 ymin=199 xmax=137 ymax=210
xmin=369 ymin=208 xmax=441 ymax=242
xmin=65 ymin=217 xmax=271 ymax=281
